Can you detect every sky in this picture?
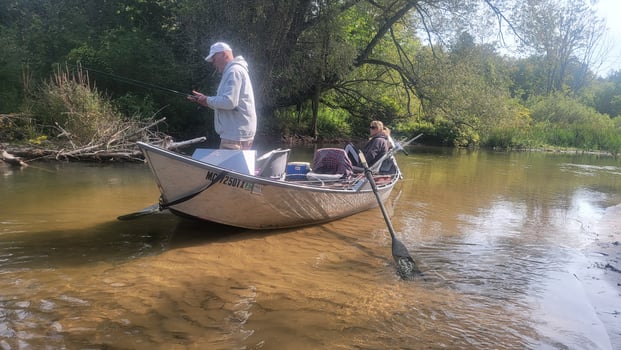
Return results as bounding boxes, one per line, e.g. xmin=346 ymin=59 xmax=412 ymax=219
xmin=594 ymin=0 xmax=621 ymax=76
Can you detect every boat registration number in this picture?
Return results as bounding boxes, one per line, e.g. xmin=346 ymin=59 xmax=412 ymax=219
xmin=205 ymin=171 xmax=254 ymax=191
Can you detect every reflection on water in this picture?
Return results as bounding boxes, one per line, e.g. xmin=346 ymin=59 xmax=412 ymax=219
xmin=0 ymin=149 xmax=620 ymax=349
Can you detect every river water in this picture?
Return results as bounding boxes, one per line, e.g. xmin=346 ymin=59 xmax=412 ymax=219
xmin=1 ymin=146 xmax=620 ymax=349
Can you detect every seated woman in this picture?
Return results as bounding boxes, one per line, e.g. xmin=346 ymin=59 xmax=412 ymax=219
xmin=345 ymin=120 xmax=390 ymax=170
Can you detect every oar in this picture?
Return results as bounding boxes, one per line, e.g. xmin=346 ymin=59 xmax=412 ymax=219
xmin=117 ymin=171 xmax=228 ymax=221
xmin=359 ymin=151 xmax=421 ymax=280
xmin=117 ymin=203 xmax=161 ymax=220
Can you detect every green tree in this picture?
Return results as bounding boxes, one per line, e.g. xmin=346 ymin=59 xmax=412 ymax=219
xmin=406 ymin=33 xmax=528 ymax=146
xmin=587 ymin=71 xmax=621 ymax=118
xmin=175 ymin=0 xmax=508 ymax=139
xmin=3 ymin=0 xmax=615 ymax=150
xmin=514 ymin=0 xmax=606 ymax=94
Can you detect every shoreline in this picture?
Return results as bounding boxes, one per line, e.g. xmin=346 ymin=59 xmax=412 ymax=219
xmin=2 ymin=138 xmax=619 ymax=165
xmin=581 ymin=203 xmax=621 ymax=347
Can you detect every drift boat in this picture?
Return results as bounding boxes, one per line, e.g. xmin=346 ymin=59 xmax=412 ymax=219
xmin=130 ymin=137 xmax=414 ymax=229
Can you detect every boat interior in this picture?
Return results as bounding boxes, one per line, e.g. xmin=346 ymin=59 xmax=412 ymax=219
xmin=254 ymin=146 xmax=398 ymax=188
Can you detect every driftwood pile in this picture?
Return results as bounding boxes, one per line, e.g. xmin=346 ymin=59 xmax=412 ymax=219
xmin=1 ymin=113 xmax=204 ymax=165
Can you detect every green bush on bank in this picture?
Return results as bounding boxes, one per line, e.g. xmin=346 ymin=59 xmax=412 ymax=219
xmin=6 ymin=67 xmax=621 ymax=157
xmin=26 ymin=67 xmax=126 ymax=146
xmin=528 ymin=94 xmax=621 ymax=154
xmin=483 ymin=127 xmax=522 ymax=149
xmin=477 ymin=94 xmax=621 ymax=154
xmin=271 ymin=104 xmax=353 ymax=140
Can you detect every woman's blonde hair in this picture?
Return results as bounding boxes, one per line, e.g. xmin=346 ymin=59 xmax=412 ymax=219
xmin=370 ymin=120 xmax=383 ymax=131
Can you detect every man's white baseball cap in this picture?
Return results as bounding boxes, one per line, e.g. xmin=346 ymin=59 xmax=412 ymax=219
xmin=205 ymin=42 xmax=232 ymax=62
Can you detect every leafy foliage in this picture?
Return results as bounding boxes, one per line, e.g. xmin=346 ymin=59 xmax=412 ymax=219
xmin=527 ymin=93 xmax=620 ymax=153
xmin=586 ymin=72 xmax=621 ymax=118
xmin=0 ymin=0 xmax=619 ymax=154
xmin=27 ymin=67 xmax=125 ymax=145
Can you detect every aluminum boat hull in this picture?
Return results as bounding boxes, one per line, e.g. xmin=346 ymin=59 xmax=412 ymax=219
xmin=137 ymin=142 xmax=400 ymax=229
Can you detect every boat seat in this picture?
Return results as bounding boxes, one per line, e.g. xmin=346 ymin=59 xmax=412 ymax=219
xmin=255 ymin=148 xmax=291 ymax=180
xmin=344 ymin=143 xmax=395 ymax=174
xmin=311 ymin=148 xmax=353 ymax=179
xmin=376 ymin=156 xmax=397 ymax=174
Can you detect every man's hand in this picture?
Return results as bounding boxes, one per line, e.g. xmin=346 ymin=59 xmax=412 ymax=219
xmin=187 ymin=90 xmax=208 ymax=107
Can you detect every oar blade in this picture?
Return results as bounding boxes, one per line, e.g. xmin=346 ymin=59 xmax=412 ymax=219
xmin=392 ymin=237 xmax=422 ymax=279
xmin=117 ymin=203 xmax=160 ymax=221
xmin=395 ymin=256 xmax=421 ymax=280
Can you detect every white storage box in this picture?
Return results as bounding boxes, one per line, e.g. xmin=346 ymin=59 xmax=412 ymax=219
xmin=191 ymin=149 xmax=256 ymax=175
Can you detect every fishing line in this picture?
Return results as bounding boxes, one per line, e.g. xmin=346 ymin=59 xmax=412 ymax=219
xmin=70 ymin=64 xmax=191 ymax=98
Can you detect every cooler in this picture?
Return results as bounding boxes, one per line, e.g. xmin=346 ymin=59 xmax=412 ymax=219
xmin=286 ymin=162 xmax=310 ymax=180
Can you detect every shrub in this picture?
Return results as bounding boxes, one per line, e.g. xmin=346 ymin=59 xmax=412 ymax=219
xmin=27 ymin=66 xmax=126 ymax=146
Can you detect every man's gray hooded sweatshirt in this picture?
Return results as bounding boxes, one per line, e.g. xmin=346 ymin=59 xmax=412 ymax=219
xmin=207 ymin=56 xmax=257 ymax=142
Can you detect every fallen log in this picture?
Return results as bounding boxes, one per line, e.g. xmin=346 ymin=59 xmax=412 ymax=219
xmin=166 ymin=136 xmax=207 ymax=150
xmin=1 ymin=150 xmax=28 ymax=167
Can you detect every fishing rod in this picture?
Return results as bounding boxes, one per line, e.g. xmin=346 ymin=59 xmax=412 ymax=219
xmin=72 ymin=64 xmax=191 ymax=98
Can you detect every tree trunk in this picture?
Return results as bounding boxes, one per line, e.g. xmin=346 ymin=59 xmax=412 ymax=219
xmin=311 ymin=84 xmax=320 ymax=140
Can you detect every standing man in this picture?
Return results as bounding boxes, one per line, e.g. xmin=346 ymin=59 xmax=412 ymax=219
xmin=188 ymin=42 xmax=257 ymax=150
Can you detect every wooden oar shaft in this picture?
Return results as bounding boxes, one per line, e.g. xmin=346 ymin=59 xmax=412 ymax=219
xmin=359 ymin=151 xmax=421 ymax=280
xmin=364 ymin=168 xmax=397 ymax=240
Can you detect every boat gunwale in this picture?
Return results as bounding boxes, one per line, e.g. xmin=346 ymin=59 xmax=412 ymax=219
xmin=136 ymin=142 xmax=399 ymax=193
